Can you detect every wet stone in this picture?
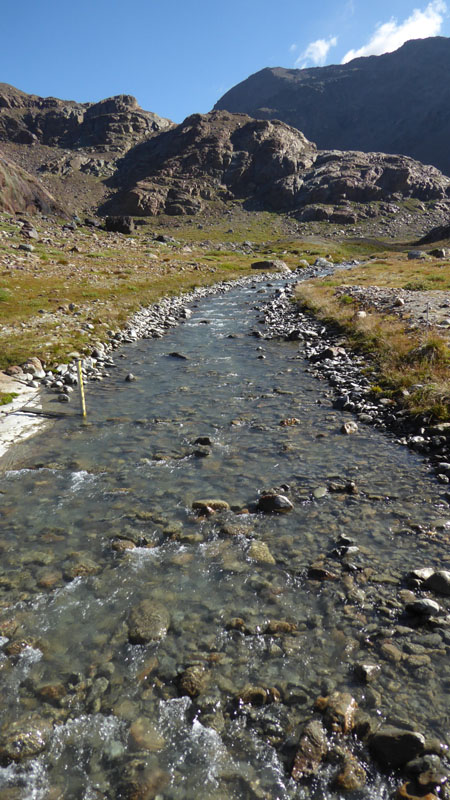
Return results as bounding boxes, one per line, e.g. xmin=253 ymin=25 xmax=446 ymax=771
xmin=354 ymin=663 xmax=381 ymax=683
xmin=238 ymin=685 xmax=281 ymax=706
xmin=36 ymin=683 xmax=66 ymax=705
xmin=406 ymin=599 xmax=442 ymax=618
xmin=370 ymin=726 xmax=426 ymax=767
xmin=341 ymin=421 xmax=358 ymax=435
xmin=334 ymin=754 xmax=367 ymax=791
xmin=192 ymin=498 xmax=230 ymax=512
xmin=128 ymin=717 xmax=165 ymax=752
xmin=396 ymin=781 xmax=439 ymax=799
xmin=424 ymin=570 xmax=450 ymax=596
xmin=256 ymin=493 xmax=293 ymax=513
xmin=316 ymin=692 xmax=357 ymax=734
xmin=128 ymin=601 xmax=170 ymax=644
xmin=247 ymin=541 xmax=276 ymax=565
xmin=0 ymin=716 xmax=53 ymax=763
xmin=291 ymin=719 xmax=328 ymax=781
xmin=178 ymin=665 xmax=210 ymax=698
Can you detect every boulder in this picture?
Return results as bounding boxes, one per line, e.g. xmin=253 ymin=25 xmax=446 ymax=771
xmin=104 ymin=216 xmax=135 ymax=234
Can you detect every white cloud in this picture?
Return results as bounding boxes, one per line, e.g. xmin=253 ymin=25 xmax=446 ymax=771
xmin=289 ymin=43 xmax=298 ymax=53
xmin=296 ymin=35 xmax=338 ymax=67
xmin=342 ymin=0 xmax=447 ymax=63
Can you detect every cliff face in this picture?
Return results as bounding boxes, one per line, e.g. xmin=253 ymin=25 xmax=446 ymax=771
xmin=214 ymin=37 xmax=450 ymax=177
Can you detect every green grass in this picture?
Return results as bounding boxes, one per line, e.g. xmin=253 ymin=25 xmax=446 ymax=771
xmin=0 ymin=392 xmax=18 ymax=406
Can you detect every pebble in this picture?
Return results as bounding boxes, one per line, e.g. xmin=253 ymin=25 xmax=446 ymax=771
xmin=247 ymin=541 xmax=276 ymax=565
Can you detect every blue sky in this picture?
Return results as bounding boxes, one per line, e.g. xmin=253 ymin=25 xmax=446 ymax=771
xmin=1 ymin=0 xmax=448 ymax=122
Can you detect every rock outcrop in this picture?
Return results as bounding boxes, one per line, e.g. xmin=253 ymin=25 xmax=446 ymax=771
xmin=214 ymin=37 xmax=450 ymax=177
xmin=0 ymin=84 xmax=171 ymax=152
xmin=102 ymin=110 xmax=450 ymax=217
xmin=2 ymin=85 xmax=450 ymax=222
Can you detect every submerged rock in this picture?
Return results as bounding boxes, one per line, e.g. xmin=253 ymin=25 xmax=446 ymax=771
xmin=247 ymin=541 xmax=276 ymax=565
xmin=128 ymin=717 xmax=165 ymax=752
xmin=334 ymin=754 xmax=367 ymax=791
xmin=178 ymin=665 xmax=210 ymax=698
xmin=0 ymin=716 xmax=53 ymax=763
xmin=128 ymin=601 xmax=170 ymax=644
xmin=192 ymin=498 xmax=230 ymax=512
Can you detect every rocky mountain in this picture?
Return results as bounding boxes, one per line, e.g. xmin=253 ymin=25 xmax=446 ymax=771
xmin=0 ymin=84 xmax=171 ymax=151
xmin=1 ymin=85 xmax=450 ymax=231
xmin=214 ymin=37 xmax=450 ymax=177
xmin=0 ymin=84 xmax=172 ymax=214
xmin=103 ymin=110 xmax=450 ymax=219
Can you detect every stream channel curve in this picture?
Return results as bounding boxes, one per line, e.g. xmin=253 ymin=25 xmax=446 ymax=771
xmin=0 ymin=266 xmax=449 ymax=799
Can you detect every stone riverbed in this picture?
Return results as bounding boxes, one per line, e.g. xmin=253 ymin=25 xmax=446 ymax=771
xmin=0 ymin=269 xmax=449 ymax=800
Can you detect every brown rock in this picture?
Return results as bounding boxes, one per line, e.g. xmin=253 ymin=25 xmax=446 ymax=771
xmin=238 ymin=685 xmax=280 ymax=706
xmin=178 ymin=665 xmax=210 ymax=698
xmin=128 ymin=718 xmax=165 ymax=752
xmin=334 ymin=755 xmax=367 ymax=791
xmin=128 ymin=600 xmax=170 ymax=644
xmin=0 ymin=716 xmax=52 ymax=763
xmin=291 ymin=720 xmax=328 ymax=781
xmin=37 ymin=683 xmax=66 ymax=705
xmin=265 ymin=620 xmax=297 ymax=634
xmin=397 ymin=781 xmax=438 ymax=799
xmin=316 ymin=692 xmax=357 ymax=734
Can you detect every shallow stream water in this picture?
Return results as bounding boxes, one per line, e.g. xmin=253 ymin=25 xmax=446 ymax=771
xmin=0 ymin=277 xmax=449 ymax=799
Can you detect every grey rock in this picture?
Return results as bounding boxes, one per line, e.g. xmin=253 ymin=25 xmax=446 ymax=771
xmin=424 ymin=570 xmax=450 ymax=596
xmin=257 ymin=493 xmax=294 ymax=513
xmin=370 ymin=726 xmax=425 ymax=767
xmin=406 ymin=598 xmax=442 ymax=617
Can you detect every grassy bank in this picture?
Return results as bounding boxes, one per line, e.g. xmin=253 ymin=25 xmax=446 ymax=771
xmin=295 ymin=255 xmax=450 ymax=421
xmin=0 ymin=210 xmax=378 ymax=371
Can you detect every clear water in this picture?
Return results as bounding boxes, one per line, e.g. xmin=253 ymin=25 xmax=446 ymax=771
xmin=0 ymin=279 xmax=449 ymax=799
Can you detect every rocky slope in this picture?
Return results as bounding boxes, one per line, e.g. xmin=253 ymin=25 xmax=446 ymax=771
xmin=214 ymin=37 xmax=450 ymax=177
xmin=0 ymin=153 xmax=61 ymax=215
xmin=103 ymin=110 xmax=450 ymax=220
xmin=0 ymin=84 xmax=172 ymax=214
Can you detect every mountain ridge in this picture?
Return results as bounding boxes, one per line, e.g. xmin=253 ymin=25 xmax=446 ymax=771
xmin=214 ymin=37 xmax=450 ymax=177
